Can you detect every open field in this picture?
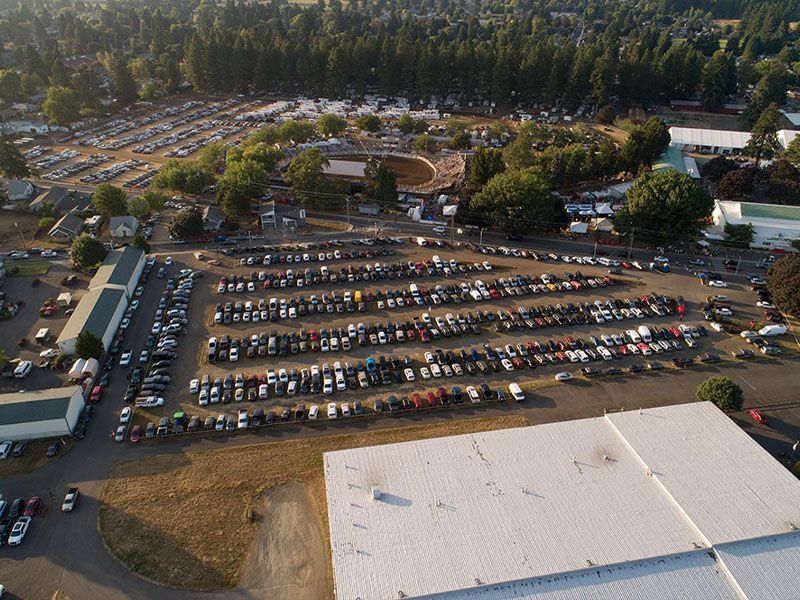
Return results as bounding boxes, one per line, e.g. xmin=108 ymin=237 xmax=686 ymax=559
xmin=8 ymin=258 xmax=52 ymax=276
xmin=99 ymin=414 xmax=529 ymax=593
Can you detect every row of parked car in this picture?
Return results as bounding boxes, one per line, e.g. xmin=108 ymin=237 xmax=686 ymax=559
xmin=195 ymin=321 xmax=702 ymax=405
xmin=79 ymin=158 xmax=150 ymax=184
xmin=207 ymin=292 xmax=677 ymax=364
xmin=43 ymin=152 xmax=112 ymax=181
xmin=31 ymin=148 xmax=80 ymax=169
xmin=216 ymin=257 xmax=492 ymax=294
xmin=236 ymin=246 xmax=397 ymax=267
xmin=164 ymin=124 xmax=244 ymax=157
xmin=0 ymin=496 xmax=42 ymax=546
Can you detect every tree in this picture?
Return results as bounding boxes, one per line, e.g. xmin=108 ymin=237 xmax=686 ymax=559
xmin=468 ymin=147 xmax=506 ymax=188
xmin=743 ymin=103 xmax=780 ymax=163
xmin=782 ymin=136 xmax=800 ymax=167
xmin=700 ymin=51 xmax=736 ymax=110
xmin=356 ymin=114 xmax=381 ymax=132
xmin=445 ymin=118 xmax=467 ymax=136
xmin=595 ymin=105 xmax=616 ymax=125
xmin=700 ymin=156 xmax=739 ymax=182
xmin=397 ymin=114 xmax=428 ymax=135
xmin=278 ymin=120 xmax=316 ymax=144
xmin=742 ymin=65 xmax=787 ymax=127
xmin=197 ymin=142 xmax=226 ymax=172
xmin=614 ymin=171 xmax=714 ymax=245
xmin=620 ymin=117 xmax=670 ymax=173
xmin=70 ymin=233 xmax=108 ymax=270
xmin=716 ymin=169 xmax=755 ymax=201
xmin=767 ymin=254 xmax=800 ymax=317
xmin=152 ymin=160 xmax=215 ymax=194
xmin=284 ymin=148 xmax=330 ymax=202
xmin=38 ymin=216 xmax=56 ymax=231
xmin=75 ymin=330 xmax=103 ymax=359
xmin=363 ymin=159 xmax=398 ymax=204
xmin=140 ymin=191 xmax=166 ymax=212
xmin=448 ymin=132 xmax=471 ymax=150
xmin=168 ymin=208 xmax=204 ymax=239
xmin=696 ymin=376 xmax=744 ymax=412
xmin=0 ymin=135 xmax=31 ymax=178
xmin=724 ymin=223 xmax=754 ymax=247
xmin=470 ymin=167 xmax=567 ymax=233
xmin=0 ymin=69 xmax=22 ymax=104
xmin=108 ymin=54 xmax=138 ymax=107
xmin=415 ymin=134 xmax=437 ymax=154
xmin=132 ymin=233 xmax=150 ymax=253
xmin=127 ymin=196 xmax=151 ymax=218
xmin=93 ymin=184 xmax=128 ymax=218
xmin=241 ymin=143 xmax=284 ymax=173
xmin=216 ymin=158 xmax=266 ymax=218
xmin=318 ymin=113 xmax=347 ymax=137
xmin=42 ymin=85 xmax=80 ymax=126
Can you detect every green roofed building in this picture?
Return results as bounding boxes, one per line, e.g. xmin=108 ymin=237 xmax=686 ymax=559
xmin=712 ymin=201 xmax=800 ymax=250
xmin=0 ymin=387 xmax=84 ymax=440
xmin=89 ymin=245 xmax=146 ymax=299
xmin=56 ymin=287 xmax=127 ymax=355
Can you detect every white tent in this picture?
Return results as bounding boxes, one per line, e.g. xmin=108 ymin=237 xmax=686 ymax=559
xmin=569 ymin=221 xmax=589 ymax=234
xmin=442 ymin=205 xmax=458 ymax=217
xmin=592 ymin=217 xmax=614 ymax=232
xmin=407 ymin=206 xmax=422 ymax=221
xmin=595 ymin=203 xmax=615 ymax=216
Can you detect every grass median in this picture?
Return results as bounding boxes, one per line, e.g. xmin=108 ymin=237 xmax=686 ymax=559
xmin=99 ymin=414 xmax=529 ymax=592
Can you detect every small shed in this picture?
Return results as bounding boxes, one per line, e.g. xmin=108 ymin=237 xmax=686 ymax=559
xmin=35 ymin=328 xmax=50 ymax=343
xmin=57 ymin=292 xmax=72 ymax=307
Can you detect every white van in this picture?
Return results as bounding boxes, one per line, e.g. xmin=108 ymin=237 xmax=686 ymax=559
xmin=416 ymin=237 xmax=428 ymax=247
xmin=432 ymin=255 xmax=443 ymax=269
xmin=508 ymin=383 xmax=525 ymax=402
xmin=759 ymin=324 xmax=787 ymax=336
xmin=637 ymin=325 xmax=652 ymax=343
xmin=625 ymin=329 xmax=642 ymax=344
xmin=13 ymin=361 xmax=32 ymax=379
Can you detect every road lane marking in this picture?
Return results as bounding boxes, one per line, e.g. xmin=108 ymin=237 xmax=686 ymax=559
xmin=739 ymin=376 xmax=758 ymax=391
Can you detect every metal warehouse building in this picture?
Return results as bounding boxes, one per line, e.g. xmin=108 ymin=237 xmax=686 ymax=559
xmin=56 ymin=287 xmax=127 ymax=355
xmin=324 ymin=402 xmax=800 ymax=599
xmin=0 ymin=387 xmax=84 ymax=440
xmin=89 ymin=245 xmax=146 ymax=299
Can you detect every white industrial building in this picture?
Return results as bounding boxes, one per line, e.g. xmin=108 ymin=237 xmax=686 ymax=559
xmin=669 ymin=126 xmax=799 ymax=155
xmin=0 ymin=387 xmax=84 ymax=440
xmin=324 ymin=402 xmax=800 ymax=599
xmin=712 ymin=200 xmax=800 ymax=250
xmin=56 ymin=287 xmax=127 ymax=355
xmin=88 ymin=245 xmax=145 ymax=299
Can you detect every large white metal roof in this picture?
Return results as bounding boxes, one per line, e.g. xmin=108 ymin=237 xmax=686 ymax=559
xmin=324 ymin=402 xmax=800 ymax=599
xmin=669 ymin=126 xmax=799 ymax=151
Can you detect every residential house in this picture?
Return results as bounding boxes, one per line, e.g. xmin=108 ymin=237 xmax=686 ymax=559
xmin=202 ymin=205 xmax=226 ymax=232
xmin=7 ymin=180 xmax=35 ymax=202
xmin=29 ymin=186 xmax=69 ymax=214
xmin=48 ymin=213 xmax=84 ymax=241
xmin=260 ymin=200 xmax=307 ymax=229
xmin=109 ymin=216 xmax=139 ymax=238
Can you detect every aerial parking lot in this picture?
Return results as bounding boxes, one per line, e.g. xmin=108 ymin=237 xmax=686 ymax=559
xmin=112 ymin=236 xmax=796 ymax=442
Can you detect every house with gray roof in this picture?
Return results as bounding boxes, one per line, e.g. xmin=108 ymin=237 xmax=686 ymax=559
xmin=7 ymin=179 xmax=35 ymax=202
xmin=48 ymin=212 xmax=84 ymax=241
xmin=260 ymin=200 xmax=306 ymax=229
xmin=109 ymin=215 xmax=139 ymax=238
xmin=29 ymin=186 xmax=69 ymax=213
xmin=0 ymin=387 xmax=85 ymax=440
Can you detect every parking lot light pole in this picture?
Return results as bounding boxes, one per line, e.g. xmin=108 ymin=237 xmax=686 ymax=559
xmin=479 ymin=227 xmax=484 ymax=245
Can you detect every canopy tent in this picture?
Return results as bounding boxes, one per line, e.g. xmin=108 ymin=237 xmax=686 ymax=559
xmin=569 ymin=221 xmax=589 ymax=234
xmin=595 ymin=203 xmax=615 ymax=216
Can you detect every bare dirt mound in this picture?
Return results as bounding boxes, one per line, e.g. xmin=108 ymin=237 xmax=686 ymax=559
xmin=238 ymin=482 xmax=328 ymax=600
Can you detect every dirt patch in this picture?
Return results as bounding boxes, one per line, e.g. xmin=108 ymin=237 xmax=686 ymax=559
xmin=99 ymin=415 xmax=528 ymax=592
xmin=239 ymin=481 xmax=327 ymax=600
xmin=329 ymin=154 xmax=435 ymax=186
xmin=0 ymin=437 xmax=74 ymax=477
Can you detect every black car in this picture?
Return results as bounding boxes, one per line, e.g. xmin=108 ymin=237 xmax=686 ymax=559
xmin=12 ymin=441 xmax=27 ymax=457
xmin=46 ymin=441 xmax=60 ymax=457
xmin=8 ymin=498 xmax=23 ymax=520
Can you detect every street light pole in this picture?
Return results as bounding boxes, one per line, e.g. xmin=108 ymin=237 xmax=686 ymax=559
xmin=14 ymin=222 xmax=28 ymax=251
xmin=479 ymin=227 xmax=484 ymax=245
xmin=627 ymin=227 xmax=635 ymax=259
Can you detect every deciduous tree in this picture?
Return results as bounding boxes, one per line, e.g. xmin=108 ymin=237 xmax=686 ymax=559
xmin=70 ymin=233 xmax=107 ymax=270
xmin=168 ymin=208 xmax=204 ymax=239
xmin=42 ymin=85 xmax=80 ymax=126
xmin=696 ymin=376 xmax=744 ymax=412
xmin=0 ymin=135 xmax=31 ymax=178
xmin=767 ymin=254 xmax=800 ymax=317
xmin=93 ymin=184 xmax=128 ymax=218
xmin=317 ymin=113 xmax=347 ymax=137
xmin=75 ymin=330 xmax=103 ymax=359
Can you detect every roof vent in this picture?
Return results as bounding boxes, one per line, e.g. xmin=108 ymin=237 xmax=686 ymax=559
xmin=371 ymin=485 xmax=382 ymax=500
xmin=789 ymin=523 xmax=797 ymax=531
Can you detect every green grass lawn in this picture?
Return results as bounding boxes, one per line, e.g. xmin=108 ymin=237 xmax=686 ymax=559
xmin=10 ymin=259 xmax=51 ymax=276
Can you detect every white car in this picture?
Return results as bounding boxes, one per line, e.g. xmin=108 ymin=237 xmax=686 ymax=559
xmin=13 ymin=361 xmax=32 ymax=378
xmin=756 ymin=301 xmax=775 ymax=309
xmin=501 ymin=358 xmax=515 ymax=372
xmin=41 ymin=250 xmax=58 ymax=258
xmin=7 ymin=516 xmax=31 ymax=545
xmin=120 ymin=407 xmax=132 ymax=424
xmin=708 ymin=280 xmax=727 ymax=288
xmin=327 ymin=402 xmax=338 ymax=419
xmin=404 ymin=368 xmax=416 ymax=382
xmin=710 ymin=322 xmax=725 ymax=332
xmin=39 ymin=348 xmax=59 ymax=358
xmin=189 ymin=379 xmax=200 ymax=394
xmin=119 ymin=350 xmax=133 ymax=366
xmin=0 ymin=440 xmax=12 ymax=460
xmin=308 ymin=405 xmax=319 ymax=420
xmin=432 ymin=226 xmax=446 ymax=235
xmin=419 ymin=367 xmax=431 ymax=380
xmin=430 ymin=364 xmax=442 ymax=378
xmin=555 ymin=371 xmax=574 ymax=381
xmin=466 ymin=386 xmax=481 ymax=403
xmin=165 ymin=256 xmax=174 ymax=265
xmin=237 ymin=409 xmax=249 ymax=429
xmin=114 ymin=425 xmax=126 ymax=442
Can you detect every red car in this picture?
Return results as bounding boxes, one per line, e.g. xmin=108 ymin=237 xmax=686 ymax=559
xmin=748 ymin=409 xmax=768 ymax=425
xmin=89 ymin=385 xmax=103 ymax=403
xmin=426 ymin=391 xmax=438 ymax=407
xmin=411 ymin=392 xmax=425 ymax=409
xmin=22 ymin=496 xmax=41 ymax=517
xmin=130 ymin=424 xmax=142 ymax=443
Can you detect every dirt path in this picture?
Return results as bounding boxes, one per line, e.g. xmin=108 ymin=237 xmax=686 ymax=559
xmin=238 ymin=482 xmax=329 ymax=600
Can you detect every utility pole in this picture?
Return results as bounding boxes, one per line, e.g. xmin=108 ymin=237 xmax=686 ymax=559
xmin=450 ymin=214 xmax=455 ymax=244
xmin=14 ymin=222 xmax=28 ymax=251
xmin=735 ymin=255 xmax=741 ymax=275
xmin=627 ymin=227 xmax=635 ymax=259
xmin=593 ymin=240 xmax=597 ymax=258
xmin=345 ymin=196 xmax=351 ymax=225
xmin=479 ymin=227 xmax=484 ymax=245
